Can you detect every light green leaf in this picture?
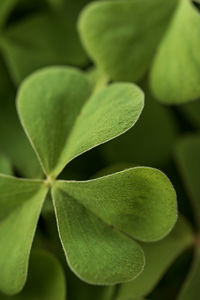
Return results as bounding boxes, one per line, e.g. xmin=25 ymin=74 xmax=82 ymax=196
xmin=54 ymin=167 xmax=177 ymax=243
xmin=17 ymin=67 xmax=91 ymax=177
xmin=0 ymin=56 xmax=42 ymax=178
xmin=150 ymin=0 xmax=200 ymax=104
xmin=52 ymin=184 xmax=145 ymax=285
xmin=0 ymin=250 xmax=66 ymax=300
xmin=78 ymin=0 xmax=177 ymax=82
xmin=178 ymin=246 xmax=200 ymax=300
xmin=1 ymin=8 xmax=88 ymax=84
xmin=175 ymin=134 xmax=200 ymax=229
xmin=17 ymin=66 xmax=144 ymax=178
xmin=0 ymin=0 xmax=17 ymax=28
xmin=0 ymin=154 xmax=12 ymax=175
xmin=0 ymin=175 xmax=48 ymax=295
xmin=116 ymin=216 xmax=193 ymax=299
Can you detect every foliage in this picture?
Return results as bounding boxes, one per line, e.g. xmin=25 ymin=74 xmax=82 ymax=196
xmin=0 ymin=0 xmax=199 ymax=299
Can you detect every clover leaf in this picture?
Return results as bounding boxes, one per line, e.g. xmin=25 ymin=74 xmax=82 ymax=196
xmin=78 ymin=0 xmax=177 ymax=83
xmin=0 ymin=66 xmax=177 ymax=294
xmin=78 ymin=0 xmax=200 ymax=104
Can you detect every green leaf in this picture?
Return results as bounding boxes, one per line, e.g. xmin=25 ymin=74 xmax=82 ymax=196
xmin=100 ymin=83 xmax=177 ymax=167
xmin=17 ymin=66 xmax=144 ymax=178
xmin=150 ymin=0 xmax=200 ymax=104
xmin=0 ymin=154 xmax=12 ymax=175
xmin=0 ymin=0 xmax=17 ymax=28
xmin=52 ymin=183 xmax=145 ymax=285
xmin=1 ymin=8 xmax=88 ymax=84
xmin=0 ymin=250 xmax=66 ymax=300
xmin=175 ymin=134 xmax=200 ymax=229
xmin=78 ymin=0 xmax=177 ymax=82
xmin=54 ymin=167 xmax=177 ymax=243
xmin=0 ymin=175 xmax=48 ymax=295
xmin=0 ymin=56 xmax=42 ymax=178
xmin=178 ymin=246 xmax=200 ymax=300
xmin=116 ymin=216 xmax=193 ymax=299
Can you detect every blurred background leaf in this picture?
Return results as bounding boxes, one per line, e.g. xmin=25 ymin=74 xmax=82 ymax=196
xmin=0 ymin=250 xmax=66 ymax=300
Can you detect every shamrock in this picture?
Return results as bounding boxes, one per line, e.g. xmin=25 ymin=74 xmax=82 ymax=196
xmin=78 ymin=0 xmax=200 ymax=104
xmin=0 ymin=66 xmax=177 ymax=295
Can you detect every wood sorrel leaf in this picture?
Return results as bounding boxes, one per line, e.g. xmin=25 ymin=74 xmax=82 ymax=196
xmin=178 ymin=246 xmax=200 ymax=300
xmin=1 ymin=8 xmax=88 ymax=84
xmin=116 ymin=216 xmax=193 ymax=299
xmin=0 ymin=250 xmax=66 ymax=300
xmin=17 ymin=66 xmax=144 ymax=178
xmin=0 ymin=154 xmax=12 ymax=175
xmin=52 ymin=184 xmax=145 ymax=285
xmin=0 ymin=175 xmax=48 ymax=295
xmin=17 ymin=67 xmax=91 ymax=177
xmin=78 ymin=0 xmax=177 ymax=82
xmin=54 ymin=167 xmax=177 ymax=243
xmin=51 ymin=167 xmax=177 ymax=285
xmin=150 ymin=0 xmax=200 ymax=104
xmin=175 ymin=135 xmax=200 ymax=229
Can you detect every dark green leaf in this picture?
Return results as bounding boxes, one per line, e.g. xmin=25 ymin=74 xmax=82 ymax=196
xmin=175 ymin=135 xmax=200 ymax=229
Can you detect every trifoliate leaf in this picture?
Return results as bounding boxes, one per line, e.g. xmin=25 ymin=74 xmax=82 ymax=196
xmin=0 ymin=250 xmax=66 ymax=300
xmin=150 ymin=0 xmax=200 ymax=104
xmin=52 ymin=184 xmax=145 ymax=285
xmin=78 ymin=0 xmax=177 ymax=82
xmin=1 ymin=9 xmax=88 ymax=84
xmin=116 ymin=216 xmax=193 ymax=299
xmin=0 ymin=175 xmax=48 ymax=295
xmin=175 ymin=134 xmax=200 ymax=229
xmin=17 ymin=66 xmax=144 ymax=178
xmin=54 ymin=167 xmax=177 ymax=243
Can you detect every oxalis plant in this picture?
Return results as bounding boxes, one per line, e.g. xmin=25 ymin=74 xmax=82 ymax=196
xmin=0 ymin=66 xmax=177 ymax=295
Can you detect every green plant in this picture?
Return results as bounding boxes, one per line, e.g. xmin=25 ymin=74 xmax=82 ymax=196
xmin=0 ymin=66 xmax=177 ymax=295
xmin=0 ymin=0 xmax=200 ymax=299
